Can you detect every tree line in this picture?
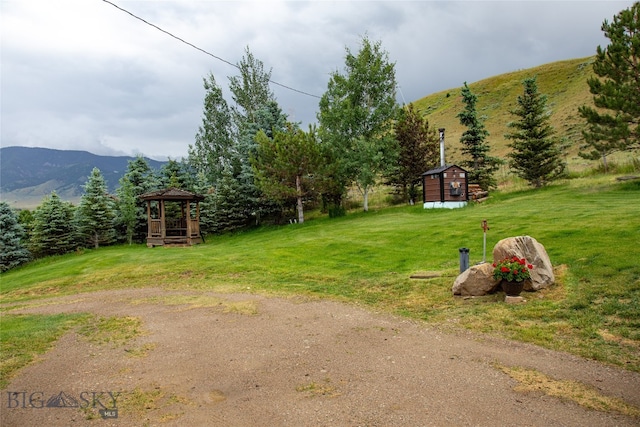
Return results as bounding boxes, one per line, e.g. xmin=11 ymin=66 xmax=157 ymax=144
xmin=2 ymin=2 xmax=638 ymax=273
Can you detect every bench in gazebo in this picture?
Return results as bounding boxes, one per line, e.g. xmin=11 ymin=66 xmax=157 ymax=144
xmin=139 ymin=188 xmax=205 ymax=247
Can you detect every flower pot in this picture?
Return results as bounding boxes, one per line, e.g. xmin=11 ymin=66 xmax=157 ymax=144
xmin=502 ymin=280 xmax=524 ymax=297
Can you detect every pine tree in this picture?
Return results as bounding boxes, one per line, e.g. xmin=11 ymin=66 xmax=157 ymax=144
xmin=188 ymin=73 xmax=235 ymax=185
xmin=30 ymin=192 xmax=77 ymax=257
xmin=578 ymin=2 xmax=640 ymax=171
xmin=391 ymin=103 xmax=439 ymax=204
xmin=189 ymin=49 xmax=284 ymax=227
xmin=211 ymin=167 xmax=248 ymax=234
xmin=253 ymin=123 xmax=321 ymax=224
xmin=117 ymin=156 xmax=158 ymax=243
xmin=116 ymin=176 xmax=137 ymax=245
xmin=17 ymin=209 xmax=35 ymax=238
xmin=76 ymin=168 xmax=116 ymax=249
xmin=193 ymin=171 xmax=216 ymax=237
xmin=229 ymin=46 xmax=276 ymax=127
xmin=159 ymin=159 xmax=195 ymax=191
xmin=505 ymin=76 xmax=565 ymax=188
xmin=457 ymin=82 xmax=502 ymax=190
xmin=0 ymin=202 xmax=31 ymax=272
xmin=234 ymin=101 xmax=288 ymax=224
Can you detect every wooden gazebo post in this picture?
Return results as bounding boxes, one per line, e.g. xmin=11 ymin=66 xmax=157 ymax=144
xmin=184 ymin=200 xmax=192 ymax=238
xmin=160 ymin=199 xmax=166 ymax=240
xmin=146 ymin=200 xmax=151 ymax=239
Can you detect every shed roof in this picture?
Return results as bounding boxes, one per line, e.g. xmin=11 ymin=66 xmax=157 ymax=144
xmin=139 ymin=188 xmax=205 ymax=201
xmin=422 ymin=164 xmax=467 ymax=176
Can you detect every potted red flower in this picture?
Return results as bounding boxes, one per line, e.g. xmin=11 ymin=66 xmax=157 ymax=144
xmin=492 ymin=256 xmax=534 ymax=296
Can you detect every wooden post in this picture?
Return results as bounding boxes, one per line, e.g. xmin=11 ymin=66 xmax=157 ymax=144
xmin=160 ymin=200 xmax=166 ymax=238
xmin=146 ymin=201 xmax=152 ymax=238
xmin=185 ymin=201 xmax=191 ymax=240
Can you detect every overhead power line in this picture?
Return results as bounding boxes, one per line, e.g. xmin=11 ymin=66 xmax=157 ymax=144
xmin=101 ymin=0 xmax=321 ymax=99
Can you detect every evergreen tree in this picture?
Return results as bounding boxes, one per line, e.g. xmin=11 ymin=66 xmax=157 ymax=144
xmin=159 ymin=159 xmax=196 ymax=191
xmin=390 ymin=103 xmax=439 ymax=204
xmin=210 ymin=167 xmax=248 ymax=234
xmin=76 ymin=168 xmax=116 ymax=249
xmin=505 ymin=77 xmax=565 ymax=188
xmin=233 ymin=100 xmax=288 ymax=224
xmin=0 ymin=202 xmax=31 ymax=272
xmin=253 ymin=123 xmax=321 ymax=224
xmin=188 ymin=73 xmax=235 ymax=185
xmin=17 ymin=209 xmax=35 ymax=238
xmin=116 ymin=176 xmax=137 ymax=245
xmin=318 ymin=36 xmax=400 ymax=212
xmin=30 ymin=192 xmax=77 ymax=257
xmin=457 ymin=82 xmax=502 ymax=190
xmin=228 ymin=50 xmax=285 ymax=225
xmin=193 ymin=171 xmax=216 ymax=236
xmin=118 ymin=156 xmax=158 ymax=243
xmin=229 ymin=46 xmax=276 ymax=127
xmin=578 ymin=2 xmax=640 ymax=172
xmin=189 ymin=48 xmax=284 ymax=227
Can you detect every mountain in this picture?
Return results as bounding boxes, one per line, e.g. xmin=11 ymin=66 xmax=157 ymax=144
xmin=0 ymin=146 xmax=165 ymax=209
xmin=413 ymin=56 xmax=597 ymax=166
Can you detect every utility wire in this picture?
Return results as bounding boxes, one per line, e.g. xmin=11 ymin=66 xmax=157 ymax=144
xmin=101 ymin=0 xmax=321 ymax=99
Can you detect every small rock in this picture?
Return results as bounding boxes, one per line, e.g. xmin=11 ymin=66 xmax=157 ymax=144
xmin=452 ymin=262 xmax=499 ymax=296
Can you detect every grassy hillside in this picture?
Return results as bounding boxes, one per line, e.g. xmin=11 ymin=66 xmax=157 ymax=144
xmin=2 ymin=176 xmax=639 ymax=378
xmin=413 ymin=56 xmax=598 ymax=169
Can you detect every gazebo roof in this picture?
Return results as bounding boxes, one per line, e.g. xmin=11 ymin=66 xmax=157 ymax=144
xmin=139 ymin=188 xmax=205 ymax=201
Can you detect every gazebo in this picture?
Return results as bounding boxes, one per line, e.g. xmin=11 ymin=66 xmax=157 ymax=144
xmin=139 ymin=188 xmax=205 ymax=247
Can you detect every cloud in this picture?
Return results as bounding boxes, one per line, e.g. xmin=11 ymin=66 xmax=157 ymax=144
xmin=1 ymin=0 xmax=633 ymax=160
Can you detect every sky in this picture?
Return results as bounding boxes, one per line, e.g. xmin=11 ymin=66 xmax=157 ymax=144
xmin=1 ymin=1 xmax=634 ymax=160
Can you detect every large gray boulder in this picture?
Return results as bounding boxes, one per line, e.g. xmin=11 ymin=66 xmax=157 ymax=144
xmin=452 ymin=262 xmax=499 ymax=296
xmin=492 ymin=236 xmax=554 ymax=291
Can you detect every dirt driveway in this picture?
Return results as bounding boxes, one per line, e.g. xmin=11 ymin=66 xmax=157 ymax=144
xmin=2 ymin=288 xmax=639 ymax=426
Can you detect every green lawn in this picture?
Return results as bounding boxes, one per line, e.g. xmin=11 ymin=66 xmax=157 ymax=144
xmin=1 ymin=176 xmax=639 ymax=387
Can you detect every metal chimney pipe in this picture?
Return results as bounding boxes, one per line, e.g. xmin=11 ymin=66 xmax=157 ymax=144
xmin=439 ymin=128 xmax=445 ymax=167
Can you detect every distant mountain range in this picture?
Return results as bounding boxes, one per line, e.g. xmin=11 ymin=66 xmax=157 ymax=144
xmin=0 ymin=146 xmax=166 ymax=209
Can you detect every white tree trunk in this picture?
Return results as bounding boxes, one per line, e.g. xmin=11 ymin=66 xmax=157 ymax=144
xmin=296 ymin=175 xmax=304 ymax=224
xmin=363 ymin=187 xmax=369 ymax=212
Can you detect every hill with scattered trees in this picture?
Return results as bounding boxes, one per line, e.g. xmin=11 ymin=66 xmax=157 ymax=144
xmin=414 ymin=56 xmax=597 ymax=167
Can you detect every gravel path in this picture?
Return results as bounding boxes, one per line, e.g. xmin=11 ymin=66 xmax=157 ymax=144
xmin=2 ymin=288 xmax=639 ymax=426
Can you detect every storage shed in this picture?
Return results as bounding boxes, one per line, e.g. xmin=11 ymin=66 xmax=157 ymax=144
xmin=422 ymin=164 xmax=469 ymax=209
xmin=139 ymin=188 xmax=205 ymax=247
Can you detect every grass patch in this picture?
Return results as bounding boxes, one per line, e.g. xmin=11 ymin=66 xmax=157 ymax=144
xmin=77 ymin=315 xmax=144 ymax=347
xmin=497 ymin=364 xmax=640 ymax=417
xmin=129 ymin=294 xmax=258 ymax=315
xmin=296 ymin=378 xmax=341 ymax=397
xmin=125 ymin=342 xmax=157 ymax=358
xmin=116 ymin=384 xmax=193 ymax=425
xmin=0 ymin=313 xmax=88 ymax=389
